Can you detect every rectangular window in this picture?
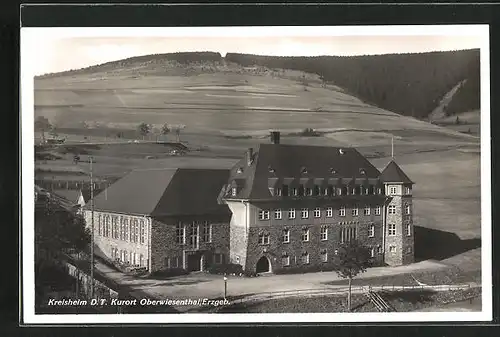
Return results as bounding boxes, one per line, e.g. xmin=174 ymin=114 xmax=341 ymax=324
xmin=370 ymin=247 xmax=375 ymax=258
xmin=176 ymin=223 xmax=185 ymax=244
xmin=119 ymin=218 xmax=124 ymax=240
xmin=274 ymin=209 xmax=282 ymax=220
xmin=369 ymin=224 xmax=375 ymax=237
xmin=202 ymin=222 xmax=212 ymax=243
xmin=292 ymin=188 xmax=298 ymax=196
xmin=407 ymin=246 xmax=412 ymax=253
xmin=405 ymin=204 xmax=411 ymax=215
xmin=388 ymin=205 xmax=396 ymax=214
xmin=106 ymin=216 xmax=111 ymax=237
xmin=140 ymin=220 xmax=146 ymax=244
xmin=214 ymin=253 xmax=224 ymax=264
xmin=124 ymin=219 xmax=129 ymax=241
xmin=301 ymin=208 xmax=309 ymax=219
xmin=258 ymin=232 xmax=270 ymax=245
xmin=139 ymin=254 xmax=144 ymax=267
xmin=231 ymin=187 xmax=237 ymax=196
xmin=390 ymin=186 xmax=397 ymax=195
xmin=340 ymin=227 xmax=357 ymax=243
xmin=314 ymin=207 xmax=321 ymax=218
xmin=326 ymin=207 xmax=333 ymax=218
xmin=288 ymin=208 xmax=296 ymax=219
xmin=301 ymin=252 xmax=310 ymax=264
xmin=388 ymin=224 xmax=396 ymax=236
xmin=320 ymin=249 xmax=328 ymax=263
xmin=188 ymin=223 xmax=199 ymax=249
xmin=301 ymin=228 xmax=309 ymax=242
xmin=123 ymin=250 xmax=128 ymax=263
xmin=282 ymin=229 xmax=290 ymax=243
xmin=111 ymin=216 xmax=117 ymax=239
xmin=339 ymin=206 xmax=346 ymax=217
xmin=97 ymin=214 xmax=102 ymax=236
xmin=389 ymin=246 xmax=396 ymax=253
xmin=352 ymin=206 xmax=359 ymax=216
xmin=323 ymin=187 xmax=329 ymax=196
xmin=259 ymin=210 xmax=270 ymax=220
xmin=375 ymin=206 xmax=381 ymax=215
xmin=276 ymin=187 xmax=282 ymax=196
xmin=320 ymin=226 xmax=328 ymax=241
xmin=306 ymin=188 xmax=313 ymax=196
xmin=406 ymin=223 xmax=412 ymax=236
xmin=337 ymin=188 xmax=342 ymax=196
xmin=364 ymin=206 xmax=371 ymax=216
xmin=134 ymin=220 xmax=139 ymax=243
xmin=282 ymin=254 xmax=290 ymax=266
xmin=405 ymin=187 xmax=411 ymax=195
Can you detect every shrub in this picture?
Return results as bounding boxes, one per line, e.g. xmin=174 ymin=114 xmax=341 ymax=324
xmin=207 ymin=263 xmax=244 ymax=275
xmin=149 ymin=268 xmax=189 ymax=279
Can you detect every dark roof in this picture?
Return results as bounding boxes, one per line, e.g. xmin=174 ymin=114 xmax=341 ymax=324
xmin=379 ymin=160 xmax=414 ymax=184
xmin=225 ymin=143 xmax=382 ymax=200
xmin=84 ymin=168 xmax=231 ymax=217
xmin=52 ymin=189 xmax=81 ymax=204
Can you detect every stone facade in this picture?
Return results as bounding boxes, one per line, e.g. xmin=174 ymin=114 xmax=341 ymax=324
xmin=226 ymin=197 xmax=387 ymax=273
xmin=383 ymin=184 xmax=415 ymax=266
xmin=149 ymin=215 xmax=231 ymax=273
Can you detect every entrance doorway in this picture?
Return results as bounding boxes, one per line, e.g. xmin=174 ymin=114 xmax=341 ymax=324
xmin=256 ymin=256 xmax=271 ymax=273
xmin=187 ymin=252 xmax=202 ymax=272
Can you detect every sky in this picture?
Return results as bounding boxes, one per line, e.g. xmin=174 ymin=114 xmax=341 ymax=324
xmin=24 ymin=27 xmax=486 ymax=75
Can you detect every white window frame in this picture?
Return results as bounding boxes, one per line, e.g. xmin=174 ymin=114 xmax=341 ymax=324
xmin=405 ymin=204 xmax=411 ymax=215
xmin=301 ymin=208 xmax=309 ymax=219
xmin=352 ymin=206 xmax=359 ymax=216
xmin=407 ymin=246 xmax=412 ymax=253
xmin=288 ymin=208 xmax=296 ymax=219
xmin=405 ymin=187 xmax=411 ymax=195
xmin=388 ymin=205 xmax=396 ymax=214
xmin=369 ymin=224 xmax=375 ymax=238
xmin=292 ymin=188 xmax=299 ymax=196
xmin=326 ymin=207 xmax=333 ymax=218
xmin=282 ymin=254 xmax=290 ymax=266
xmin=258 ymin=232 xmax=270 ymax=245
xmin=276 ymin=187 xmax=282 ymax=196
xmin=320 ymin=225 xmax=328 ymax=241
xmin=389 ymin=246 xmax=397 ymax=253
xmin=375 ymin=206 xmax=381 ymax=215
xmin=301 ymin=228 xmax=310 ymax=242
xmin=140 ymin=220 xmax=146 ymax=244
xmin=282 ymin=229 xmax=290 ymax=243
xmin=406 ymin=223 xmax=412 ymax=236
xmin=301 ymin=252 xmax=310 ymax=264
xmin=388 ymin=223 xmax=396 ymax=236
xmin=370 ymin=247 xmax=375 ymax=258
xmin=203 ymin=221 xmax=212 ymax=243
xmin=364 ymin=206 xmax=371 ymax=216
xmin=314 ymin=207 xmax=321 ymax=218
xmin=176 ymin=223 xmax=185 ymax=244
xmin=320 ymin=249 xmax=328 ymax=263
xmin=390 ymin=186 xmax=397 ymax=195
xmin=259 ymin=210 xmax=270 ymax=220
xmin=339 ymin=206 xmax=346 ymax=217
xmin=274 ymin=209 xmax=282 ymax=220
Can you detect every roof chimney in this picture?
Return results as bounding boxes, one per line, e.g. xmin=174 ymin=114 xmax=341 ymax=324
xmin=246 ymin=148 xmax=254 ymax=166
xmin=270 ymin=131 xmax=280 ymax=144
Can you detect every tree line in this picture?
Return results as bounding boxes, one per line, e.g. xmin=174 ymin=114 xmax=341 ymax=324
xmin=225 ymin=50 xmax=480 ymax=119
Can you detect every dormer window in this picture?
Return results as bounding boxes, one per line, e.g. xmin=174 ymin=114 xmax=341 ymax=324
xmin=276 ymin=187 xmax=282 ymax=196
xmin=359 ymin=168 xmax=366 ymax=175
xmin=330 ymin=168 xmax=337 ymax=174
xmin=301 ymin=167 xmax=308 ymax=174
xmin=338 ymin=149 xmax=344 ymax=155
xmin=313 ymin=185 xmax=320 ymax=196
xmin=292 ymin=188 xmax=299 ymax=196
xmin=231 ymin=187 xmax=237 ymax=196
xmin=305 ymin=188 xmax=313 ymax=196
xmin=268 ymin=165 xmax=275 ymax=173
xmin=236 ymin=167 xmax=243 ymax=174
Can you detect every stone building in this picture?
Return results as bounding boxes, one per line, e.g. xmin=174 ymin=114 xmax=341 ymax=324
xmin=83 ymin=133 xmax=414 ymax=275
xmin=219 ymin=132 xmax=414 ymax=274
xmin=82 ymin=168 xmax=231 ymax=273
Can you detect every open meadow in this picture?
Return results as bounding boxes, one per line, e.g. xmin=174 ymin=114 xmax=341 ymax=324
xmin=34 ymin=65 xmax=482 ymax=270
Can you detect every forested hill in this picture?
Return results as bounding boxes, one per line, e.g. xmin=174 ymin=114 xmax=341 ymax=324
xmin=226 ymin=49 xmax=480 ymax=119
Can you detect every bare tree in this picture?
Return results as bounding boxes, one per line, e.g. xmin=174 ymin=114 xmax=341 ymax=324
xmin=34 ymin=116 xmax=51 ymax=144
